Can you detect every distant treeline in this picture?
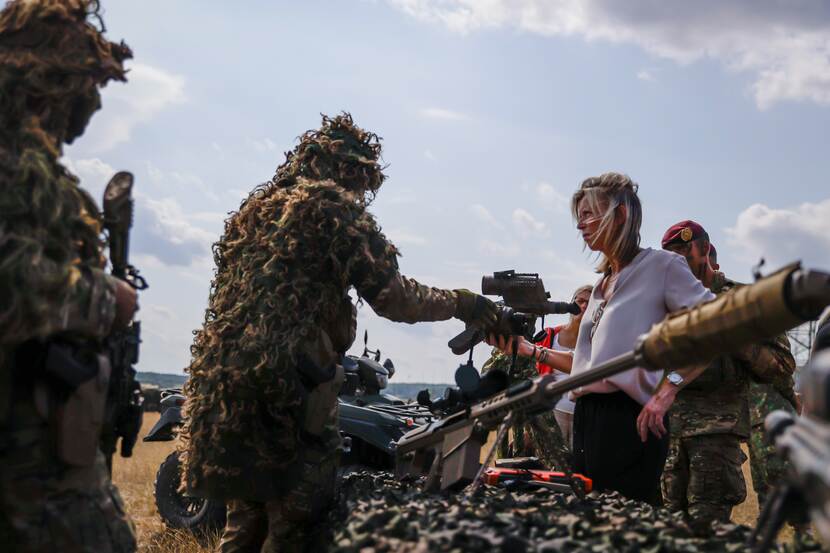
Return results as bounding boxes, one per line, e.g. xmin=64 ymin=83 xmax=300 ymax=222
xmin=137 ymin=371 xmax=450 ymax=400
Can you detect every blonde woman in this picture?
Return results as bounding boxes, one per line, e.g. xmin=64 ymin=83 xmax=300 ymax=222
xmin=491 ymin=173 xmax=713 ymax=504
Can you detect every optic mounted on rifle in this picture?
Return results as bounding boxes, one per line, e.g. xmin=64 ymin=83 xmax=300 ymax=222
xmin=482 ymin=270 xmax=580 ymax=316
xmin=448 ymin=270 xmax=580 ymax=355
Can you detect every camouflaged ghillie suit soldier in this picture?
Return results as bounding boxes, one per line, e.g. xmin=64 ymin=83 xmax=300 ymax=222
xmin=179 ymin=113 xmax=497 ymax=553
xmin=482 ymin=349 xmax=570 ymax=471
xmin=660 ymin=223 xmax=796 ymax=535
xmin=0 ymin=1 xmax=137 ymax=552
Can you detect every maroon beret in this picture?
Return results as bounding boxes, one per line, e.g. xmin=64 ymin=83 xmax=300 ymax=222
xmin=661 ymin=220 xmax=708 ymax=249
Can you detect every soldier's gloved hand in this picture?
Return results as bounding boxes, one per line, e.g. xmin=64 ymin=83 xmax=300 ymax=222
xmin=453 ymin=289 xmax=498 ymax=328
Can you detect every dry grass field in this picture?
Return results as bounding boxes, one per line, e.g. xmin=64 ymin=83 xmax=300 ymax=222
xmin=112 ymin=413 xmax=220 ymax=553
xmin=115 ymin=415 xmax=784 ymax=552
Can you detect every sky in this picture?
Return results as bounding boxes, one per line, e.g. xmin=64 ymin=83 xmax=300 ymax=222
xmin=63 ymin=0 xmax=830 ymax=383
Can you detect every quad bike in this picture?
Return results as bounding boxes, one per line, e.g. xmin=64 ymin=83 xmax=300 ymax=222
xmin=144 ymin=337 xmax=432 ymax=532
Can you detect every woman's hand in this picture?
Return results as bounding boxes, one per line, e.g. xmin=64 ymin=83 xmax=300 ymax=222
xmin=485 ymin=334 xmax=536 ymax=358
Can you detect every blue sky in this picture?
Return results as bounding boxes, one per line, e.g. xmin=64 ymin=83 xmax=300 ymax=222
xmin=64 ymin=0 xmax=830 ymax=382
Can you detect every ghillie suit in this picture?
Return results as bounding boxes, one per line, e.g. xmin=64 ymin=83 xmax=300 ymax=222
xmin=0 ymin=1 xmax=136 ymax=552
xmin=482 ymin=349 xmax=571 ymax=472
xmin=179 ymin=114 xmax=494 ymax=552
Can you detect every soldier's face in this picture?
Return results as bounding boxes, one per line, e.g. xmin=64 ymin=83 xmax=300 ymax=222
xmin=665 ymin=240 xmax=710 ymax=281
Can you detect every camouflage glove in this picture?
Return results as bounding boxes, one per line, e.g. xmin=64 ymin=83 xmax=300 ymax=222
xmin=454 ymin=289 xmax=498 ymax=329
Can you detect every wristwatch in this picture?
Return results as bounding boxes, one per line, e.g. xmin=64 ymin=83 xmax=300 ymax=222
xmin=666 ymin=371 xmax=684 ymax=387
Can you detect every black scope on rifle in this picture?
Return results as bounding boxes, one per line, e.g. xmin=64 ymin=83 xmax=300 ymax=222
xmin=482 ymin=270 xmax=580 ymax=315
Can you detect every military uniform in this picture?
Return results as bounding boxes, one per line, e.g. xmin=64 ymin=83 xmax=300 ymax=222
xmin=482 ymin=349 xmax=570 ymax=471
xmin=661 ymin=273 xmax=796 ymax=535
xmin=179 ymin=115 xmax=494 ymax=553
xmin=746 ymin=380 xmax=798 ymax=508
xmin=0 ymin=2 xmax=137 ymax=551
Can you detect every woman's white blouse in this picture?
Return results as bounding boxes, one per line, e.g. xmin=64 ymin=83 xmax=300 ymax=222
xmin=569 ymin=248 xmax=715 ymax=406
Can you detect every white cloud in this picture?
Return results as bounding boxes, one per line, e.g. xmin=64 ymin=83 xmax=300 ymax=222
xmin=247 ymin=137 xmax=281 ymax=153
xmin=726 ymin=198 xmax=830 ymax=269
xmin=479 ymin=239 xmax=520 ymax=257
xmin=470 ymin=203 xmax=505 ymax=230
xmin=424 ymin=149 xmax=437 ymax=161
xmin=420 ymin=106 xmax=469 ymax=120
xmin=61 ymin=157 xmax=116 ymax=199
xmin=146 ymin=162 xmax=220 ymax=203
xmin=133 ymin=195 xmax=216 ymax=266
xmin=636 ymin=69 xmax=656 ymax=82
xmin=512 ymin=208 xmax=548 ymax=237
xmin=536 ymin=182 xmax=569 ymax=212
xmin=84 ymin=63 xmax=186 ymax=152
xmin=389 ymin=1 xmax=830 ymax=109
xmin=386 ymin=228 xmax=428 ymax=246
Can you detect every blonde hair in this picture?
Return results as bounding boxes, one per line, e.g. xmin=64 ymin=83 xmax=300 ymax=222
xmin=571 ymin=284 xmax=593 ymax=302
xmin=571 ymin=172 xmax=642 ymax=274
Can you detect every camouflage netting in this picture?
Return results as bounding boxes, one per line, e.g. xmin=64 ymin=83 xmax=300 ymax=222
xmin=180 ymin=114 xmax=399 ymax=494
xmin=0 ymin=0 xmax=131 ymax=348
xmin=330 ymin=472 xmax=818 ymax=553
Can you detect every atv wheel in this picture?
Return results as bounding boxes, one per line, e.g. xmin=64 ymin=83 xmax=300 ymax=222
xmin=154 ymin=450 xmax=226 ymax=532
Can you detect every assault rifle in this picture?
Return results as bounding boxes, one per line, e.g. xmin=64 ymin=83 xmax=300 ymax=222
xmin=397 ymin=263 xmax=830 ymax=492
xmin=101 ymin=171 xmax=148 ymax=474
xmin=448 ymin=270 xmax=580 ymax=355
xmin=749 ymin=319 xmax=830 ymax=552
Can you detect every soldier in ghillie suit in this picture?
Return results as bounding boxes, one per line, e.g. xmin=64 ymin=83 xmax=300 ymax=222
xmin=481 ymin=349 xmax=571 ymax=471
xmin=659 ymin=222 xmax=796 ymax=535
xmin=0 ymin=1 xmax=137 ymax=552
xmin=179 ymin=113 xmax=498 ymax=553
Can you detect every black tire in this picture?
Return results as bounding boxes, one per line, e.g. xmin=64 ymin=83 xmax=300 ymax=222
xmin=154 ymin=450 xmax=227 ymax=532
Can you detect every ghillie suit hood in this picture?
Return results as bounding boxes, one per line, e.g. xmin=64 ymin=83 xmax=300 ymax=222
xmin=266 ymin=112 xmax=385 ymax=203
xmin=0 ymin=0 xmax=131 ymax=349
xmin=180 ymin=115 xmax=400 ymax=500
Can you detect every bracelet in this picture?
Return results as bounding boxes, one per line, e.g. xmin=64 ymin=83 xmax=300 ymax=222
xmin=539 ymin=348 xmax=548 ymax=365
xmin=532 ymin=345 xmax=539 ymax=360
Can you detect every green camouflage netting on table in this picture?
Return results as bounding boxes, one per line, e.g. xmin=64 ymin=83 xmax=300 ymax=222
xmin=330 ymin=471 xmax=820 ymax=553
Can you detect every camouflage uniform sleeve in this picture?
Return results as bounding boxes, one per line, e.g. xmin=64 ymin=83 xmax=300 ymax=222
xmin=739 ymin=334 xmax=798 ymax=408
xmin=347 ymin=210 xmax=458 ymax=324
xmin=2 ymin=265 xmax=117 ymax=345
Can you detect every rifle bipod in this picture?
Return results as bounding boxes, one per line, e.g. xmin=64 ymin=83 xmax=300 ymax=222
xmin=466 ymin=412 xmax=514 ymax=497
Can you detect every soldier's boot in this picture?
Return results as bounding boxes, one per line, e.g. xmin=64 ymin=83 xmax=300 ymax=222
xmin=260 ymin=450 xmax=338 ymax=553
xmin=687 ymin=502 xmax=733 ymax=536
xmin=219 ymin=500 xmax=268 ymax=553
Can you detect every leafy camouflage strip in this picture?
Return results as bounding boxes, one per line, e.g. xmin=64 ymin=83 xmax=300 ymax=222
xmin=0 ymin=0 xmax=130 ymax=355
